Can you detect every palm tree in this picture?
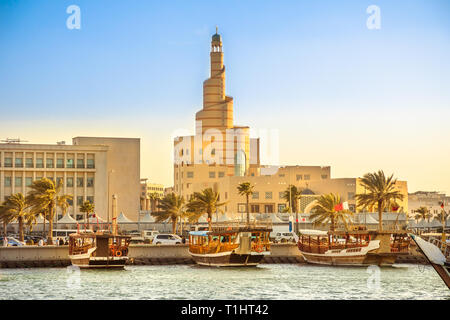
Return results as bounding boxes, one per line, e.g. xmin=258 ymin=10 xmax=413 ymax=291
xmin=79 ymin=201 xmax=95 ymax=229
xmin=27 ymin=178 xmax=63 ymax=243
xmin=152 ymin=193 xmax=185 ymax=234
xmin=186 ymin=188 xmax=227 ymax=230
xmin=355 ymin=170 xmax=404 ymax=232
xmin=237 ymin=182 xmax=254 ymax=224
xmin=309 ymin=193 xmax=353 ymax=232
xmin=57 ymin=194 xmax=73 ymax=220
xmin=0 ymin=202 xmax=15 ymax=239
xmin=3 ymin=193 xmax=29 ymax=242
xmin=282 ymin=185 xmax=302 ymax=233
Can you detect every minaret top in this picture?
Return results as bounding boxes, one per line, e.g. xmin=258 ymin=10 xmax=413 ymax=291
xmin=211 ymin=26 xmax=222 ymax=48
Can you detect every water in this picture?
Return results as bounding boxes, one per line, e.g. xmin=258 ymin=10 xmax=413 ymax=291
xmin=0 ymin=264 xmax=448 ymax=300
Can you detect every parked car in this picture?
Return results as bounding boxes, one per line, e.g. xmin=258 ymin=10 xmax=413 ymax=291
xmin=274 ymin=232 xmax=295 ymax=243
xmin=152 ymin=234 xmax=182 ymax=245
xmin=0 ymin=237 xmax=26 ymax=246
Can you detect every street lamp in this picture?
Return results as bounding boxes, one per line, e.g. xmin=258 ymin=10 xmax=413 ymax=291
xmin=108 ymin=170 xmax=114 ymax=228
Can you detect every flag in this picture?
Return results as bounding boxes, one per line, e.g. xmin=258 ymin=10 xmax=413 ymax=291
xmin=334 ymin=203 xmax=343 ymax=211
xmin=392 ymin=206 xmax=399 ymax=212
xmin=302 ymin=218 xmax=306 ymax=222
xmin=441 ymin=202 xmax=445 ymax=209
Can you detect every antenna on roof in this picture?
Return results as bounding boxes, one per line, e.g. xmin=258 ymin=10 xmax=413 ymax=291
xmin=0 ymin=138 xmax=28 ymax=144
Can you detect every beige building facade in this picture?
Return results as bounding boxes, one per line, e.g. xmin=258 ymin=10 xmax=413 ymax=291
xmin=172 ymin=31 xmax=408 ymax=216
xmin=0 ymin=137 xmax=140 ymax=222
xmin=140 ymin=178 xmax=165 ymax=211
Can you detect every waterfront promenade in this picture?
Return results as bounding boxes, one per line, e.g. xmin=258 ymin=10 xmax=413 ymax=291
xmin=0 ymin=243 xmax=427 ymax=268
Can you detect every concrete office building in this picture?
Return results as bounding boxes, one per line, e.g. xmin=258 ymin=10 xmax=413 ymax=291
xmin=0 ymin=137 xmax=140 ymax=222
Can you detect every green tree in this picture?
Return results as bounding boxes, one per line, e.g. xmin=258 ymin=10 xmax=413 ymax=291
xmin=27 ymin=178 xmax=63 ymax=243
xmin=3 ymin=193 xmax=29 ymax=242
xmin=282 ymin=185 xmax=303 ymax=233
xmin=237 ymin=182 xmax=254 ymax=224
xmin=152 ymin=193 xmax=185 ymax=234
xmin=309 ymin=193 xmax=353 ymax=232
xmin=186 ymin=188 xmax=226 ymax=231
xmin=355 ymin=170 xmax=404 ymax=232
xmin=79 ymin=201 xmax=95 ymax=229
xmin=0 ymin=202 xmax=15 ymax=239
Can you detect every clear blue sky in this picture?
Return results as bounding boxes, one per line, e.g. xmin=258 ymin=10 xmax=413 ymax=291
xmin=1 ymin=0 xmax=449 ymax=193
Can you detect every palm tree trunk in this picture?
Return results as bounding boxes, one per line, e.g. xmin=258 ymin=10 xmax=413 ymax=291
xmin=172 ymin=218 xmax=177 ymax=234
xmin=208 ymin=211 xmax=212 ymax=231
xmin=246 ymin=194 xmax=249 ymax=225
xmin=3 ymin=221 xmax=7 ymax=238
xmin=378 ymin=201 xmax=383 ymax=232
xmin=43 ymin=212 xmax=46 ymax=243
xmin=331 ymin=215 xmax=335 ymax=232
xmin=48 ymin=204 xmax=54 ymax=244
xmin=18 ymin=216 xmax=24 ymax=242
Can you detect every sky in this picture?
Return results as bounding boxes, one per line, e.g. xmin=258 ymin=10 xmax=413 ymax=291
xmin=0 ymin=0 xmax=449 ymax=193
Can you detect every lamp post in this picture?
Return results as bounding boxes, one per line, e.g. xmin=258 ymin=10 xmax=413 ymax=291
xmin=107 ymin=170 xmax=114 ymax=230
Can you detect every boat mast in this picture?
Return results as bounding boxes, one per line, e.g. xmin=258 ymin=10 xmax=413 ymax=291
xmin=112 ymin=194 xmax=118 ymax=235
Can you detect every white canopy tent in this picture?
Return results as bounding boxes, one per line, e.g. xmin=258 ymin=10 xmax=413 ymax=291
xmin=57 ymin=214 xmax=77 ymax=224
xmin=117 ymin=212 xmax=133 ymax=224
xmin=140 ymin=212 xmax=155 ymax=223
xmin=216 ymin=212 xmax=230 ymax=222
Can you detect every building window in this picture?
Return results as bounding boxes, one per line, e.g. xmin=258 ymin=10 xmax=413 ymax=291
xmin=348 ymin=192 xmax=355 ymax=200
xmin=265 ymin=192 xmax=273 ymax=199
xmin=278 ymin=204 xmax=286 ymax=213
xmin=264 ymin=204 xmax=274 ymax=213
xmin=77 ymin=196 xmax=84 ymax=206
xmin=251 ymin=204 xmax=260 ymax=213
xmin=26 ymin=158 xmax=33 ymax=168
xmin=67 ymin=177 xmax=74 ymax=187
xmin=87 ymin=177 xmax=94 ymax=187
xmin=4 ymin=177 xmax=11 ymax=187
xmin=36 ymin=158 xmax=43 ymax=168
xmin=67 ymin=197 xmax=73 ymax=206
xmin=66 ymin=159 xmax=74 ymax=168
xmin=87 ymin=196 xmax=94 ymax=204
xmin=76 ymin=214 xmax=83 ymax=220
xmin=321 ymin=174 xmax=328 ymax=179
xmin=209 ymin=172 xmax=216 ymax=178
xmin=296 ymin=174 xmax=302 ymax=181
xmin=252 ymin=192 xmax=259 ymax=199
xmin=238 ymin=204 xmax=246 ymax=213
xmin=77 ymin=177 xmax=84 ymax=187
xmin=56 ymin=159 xmax=64 ymax=168
xmin=25 ymin=177 xmax=32 ymax=187
xmin=87 ymin=159 xmax=95 ymax=169
xmin=187 ymin=171 xmax=194 ymax=178
xmin=304 ymin=174 xmax=310 ymax=180
xmin=279 ymin=192 xmax=285 ymax=199
xmin=218 ymin=171 xmax=225 ymax=178
xmin=77 ymin=159 xmax=84 ymax=168
xmin=15 ymin=177 xmax=22 ymax=187
xmin=46 ymin=158 xmax=54 ymax=168
xmin=15 ymin=158 xmax=23 ymax=168
xmin=279 ymin=174 xmax=285 ymax=177
xmin=56 ymin=177 xmax=64 ymax=187
xmin=4 ymin=158 xmax=12 ymax=167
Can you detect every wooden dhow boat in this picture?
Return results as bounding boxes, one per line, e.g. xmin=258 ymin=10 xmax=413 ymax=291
xmin=297 ymin=229 xmax=410 ymax=266
xmin=188 ymin=220 xmax=272 ymax=267
xmin=410 ymin=234 xmax=450 ymax=289
xmin=68 ymin=194 xmax=131 ymax=269
xmin=68 ymin=232 xmax=131 ymax=269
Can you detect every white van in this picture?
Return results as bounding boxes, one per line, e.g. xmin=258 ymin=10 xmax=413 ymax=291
xmin=142 ymin=230 xmax=159 ymax=242
xmin=274 ymin=232 xmax=295 ymax=243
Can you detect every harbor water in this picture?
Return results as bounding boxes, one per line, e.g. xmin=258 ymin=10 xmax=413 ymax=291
xmin=0 ymin=264 xmax=448 ymax=300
